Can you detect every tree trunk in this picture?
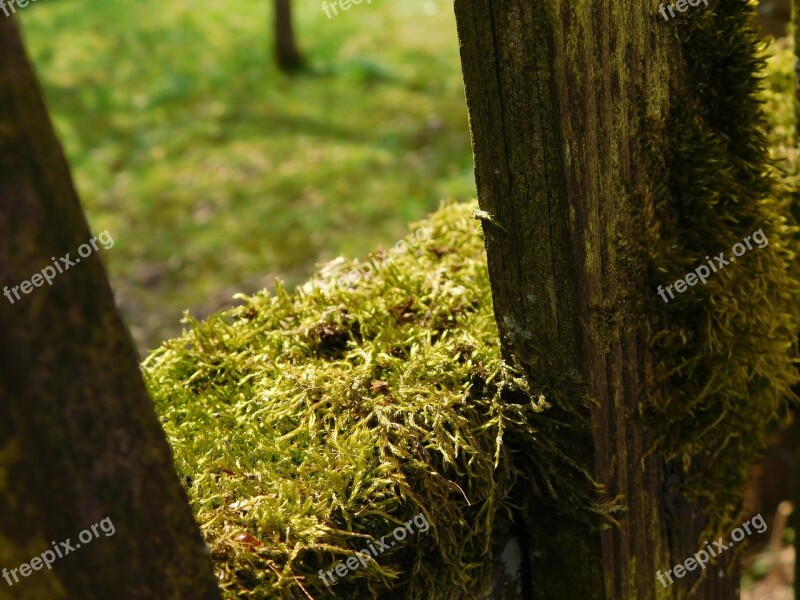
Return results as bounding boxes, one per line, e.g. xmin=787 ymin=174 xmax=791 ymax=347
xmin=275 ymin=0 xmax=303 ymax=72
xmin=0 ymin=17 xmax=221 ymax=600
xmin=453 ymin=1 xmax=776 ymax=598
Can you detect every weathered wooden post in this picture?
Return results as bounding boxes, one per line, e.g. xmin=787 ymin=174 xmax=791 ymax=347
xmin=454 ymin=0 xmax=797 ymax=597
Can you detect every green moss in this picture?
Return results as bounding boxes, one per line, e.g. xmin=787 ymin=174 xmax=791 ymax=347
xmin=644 ymin=0 xmax=800 ymax=543
xmin=145 ymin=202 xmax=597 ymax=599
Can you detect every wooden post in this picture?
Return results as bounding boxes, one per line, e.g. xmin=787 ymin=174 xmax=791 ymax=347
xmin=453 ymin=1 xmax=753 ymax=597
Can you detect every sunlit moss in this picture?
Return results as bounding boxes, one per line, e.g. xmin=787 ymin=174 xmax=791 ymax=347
xmin=144 ymin=202 xmax=585 ymax=599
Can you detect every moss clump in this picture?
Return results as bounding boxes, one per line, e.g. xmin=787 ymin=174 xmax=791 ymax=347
xmin=644 ymin=0 xmax=800 ymax=542
xmin=144 ymin=202 xmax=587 ymax=599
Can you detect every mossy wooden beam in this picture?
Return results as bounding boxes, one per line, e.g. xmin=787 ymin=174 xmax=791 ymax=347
xmin=0 ymin=17 xmax=221 ymax=599
xmin=144 ymin=203 xmax=556 ymax=599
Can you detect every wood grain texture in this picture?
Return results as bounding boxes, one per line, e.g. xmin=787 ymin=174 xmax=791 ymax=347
xmin=454 ymin=1 xmax=738 ymax=598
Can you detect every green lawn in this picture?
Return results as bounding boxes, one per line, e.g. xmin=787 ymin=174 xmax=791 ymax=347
xmin=20 ymin=0 xmax=475 ymax=353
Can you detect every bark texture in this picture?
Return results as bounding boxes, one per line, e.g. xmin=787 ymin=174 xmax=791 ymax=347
xmin=0 ymin=18 xmax=221 ymax=600
xmin=275 ymin=0 xmax=304 ymax=72
xmin=454 ymin=2 xmax=743 ymax=599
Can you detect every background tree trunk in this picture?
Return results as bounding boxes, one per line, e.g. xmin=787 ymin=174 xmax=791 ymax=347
xmin=0 ymin=17 xmax=221 ymax=600
xmin=275 ymin=0 xmax=303 ymax=72
xmin=453 ymin=1 xmax=752 ymax=598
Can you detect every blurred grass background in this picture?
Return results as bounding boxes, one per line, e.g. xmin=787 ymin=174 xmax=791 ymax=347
xmin=19 ymin=0 xmax=475 ymax=354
